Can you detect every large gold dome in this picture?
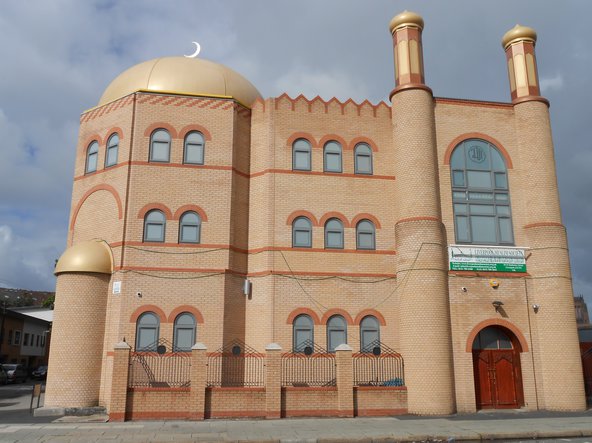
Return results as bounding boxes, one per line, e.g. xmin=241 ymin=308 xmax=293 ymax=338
xmin=98 ymin=56 xmax=262 ymax=107
xmin=54 ymin=239 xmax=113 ymax=275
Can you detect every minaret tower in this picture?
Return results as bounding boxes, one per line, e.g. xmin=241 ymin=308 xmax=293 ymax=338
xmin=389 ymin=11 xmax=455 ymax=414
xmin=503 ymin=25 xmax=586 ymax=410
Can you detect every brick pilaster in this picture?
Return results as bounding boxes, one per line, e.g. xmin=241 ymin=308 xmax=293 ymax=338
xmin=190 ymin=342 xmax=207 ymax=420
xmin=335 ymin=344 xmax=354 ymax=417
xmin=108 ymin=341 xmax=131 ymax=422
xmin=265 ymin=343 xmax=282 ymax=419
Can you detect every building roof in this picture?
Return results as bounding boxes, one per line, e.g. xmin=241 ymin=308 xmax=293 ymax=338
xmin=54 ymin=239 xmax=113 ymax=275
xmin=98 ymin=56 xmax=262 ymax=108
xmin=10 ymin=307 xmax=54 ymax=323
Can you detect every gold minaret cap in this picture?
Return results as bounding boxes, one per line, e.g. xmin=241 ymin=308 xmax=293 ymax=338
xmin=54 ymin=239 xmax=113 ymax=275
xmin=502 ymin=24 xmax=537 ymax=49
xmin=389 ymin=10 xmax=424 ymax=34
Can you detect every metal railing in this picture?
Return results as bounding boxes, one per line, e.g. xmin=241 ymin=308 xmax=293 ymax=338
xmin=281 ymin=341 xmax=336 ymax=387
xmin=353 ymin=341 xmax=404 ymax=387
xmin=206 ymin=341 xmax=265 ymax=387
xmin=128 ymin=339 xmax=191 ymax=388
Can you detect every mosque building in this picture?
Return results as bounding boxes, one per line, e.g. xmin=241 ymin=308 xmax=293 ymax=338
xmin=43 ymin=11 xmax=586 ymax=419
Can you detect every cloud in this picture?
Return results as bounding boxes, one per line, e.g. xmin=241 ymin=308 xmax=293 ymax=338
xmin=539 ymin=73 xmax=564 ymax=93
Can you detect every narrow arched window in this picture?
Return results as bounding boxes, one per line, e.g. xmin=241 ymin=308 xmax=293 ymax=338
xmin=85 ymin=141 xmax=99 ymax=173
xmin=149 ymin=129 xmax=171 ymax=162
xmin=450 ymin=139 xmax=513 ymax=245
xmin=136 ymin=312 xmax=159 ymax=351
xmin=179 ymin=211 xmax=201 ymax=243
xmin=292 ymin=217 xmax=312 ymax=248
xmin=293 ymin=314 xmax=314 ymax=352
xmin=173 ymin=313 xmax=196 ymax=351
xmin=360 ymin=316 xmax=380 ymax=352
xmin=324 ymin=141 xmax=342 ymax=173
xmin=184 ymin=131 xmax=204 ymax=165
xmin=293 ymin=138 xmax=311 ymax=171
xmin=327 ymin=315 xmax=347 ymax=352
xmin=325 ymin=218 xmax=344 ymax=249
xmin=356 ymin=220 xmax=375 ymax=250
xmin=105 ymin=133 xmax=119 ymax=167
xmin=143 ymin=210 xmax=166 ymax=242
xmin=354 ymin=143 xmax=373 ymax=174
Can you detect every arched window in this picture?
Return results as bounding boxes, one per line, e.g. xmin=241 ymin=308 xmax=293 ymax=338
xmin=327 ymin=315 xmax=347 ymax=352
xmin=105 ymin=133 xmax=119 ymax=167
xmin=293 ymin=138 xmax=311 ymax=171
xmin=149 ymin=129 xmax=171 ymax=162
xmin=136 ymin=312 xmax=159 ymax=351
xmin=293 ymin=314 xmax=314 ymax=352
xmin=325 ymin=218 xmax=344 ymax=249
xmin=472 ymin=326 xmax=513 ymax=350
xmin=354 ymin=143 xmax=373 ymax=174
xmin=179 ymin=211 xmax=201 ymax=243
xmin=292 ymin=216 xmax=312 ymax=248
xmin=143 ymin=210 xmax=166 ymax=242
xmin=184 ymin=131 xmax=205 ymax=165
xmin=173 ymin=313 xmax=196 ymax=351
xmin=450 ymin=139 xmax=514 ymax=245
xmin=360 ymin=315 xmax=380 ymax=352
xmin=356 ymin=220 xmax=375 ymax=250
xmin=85 ymin=141 xmax=99 ymax=173
xmin=324 ymin=141 xmax=342 ymax=173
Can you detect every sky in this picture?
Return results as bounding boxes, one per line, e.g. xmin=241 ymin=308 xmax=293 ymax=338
xmin=1 ymin=0 xmax=591 ymax=305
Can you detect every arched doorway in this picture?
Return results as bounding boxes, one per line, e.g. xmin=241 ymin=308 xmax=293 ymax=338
xmin=472 ymin=326 xmax=524 ymax=409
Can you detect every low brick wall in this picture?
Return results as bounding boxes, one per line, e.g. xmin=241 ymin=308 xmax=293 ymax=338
xmin=354 ymin=386 xmax=407 ymax=416
xmin=205 ymin=387 xmax=266 ymax=418
xmin=281 ymin=387 xmax=339 ymax=417
xmin=125 ymin=388 xmax=191 ymax=420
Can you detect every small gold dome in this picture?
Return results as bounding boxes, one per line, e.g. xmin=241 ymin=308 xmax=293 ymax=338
xmin=98 ymin=57 xmax=262 ymax=107
xmin=54 ymin=240 xmax=113 ymax=275
xmin=502 ymin=24 xmax=537 ymax=49
xmin=389 ymin=10 xmax=424 ymax=34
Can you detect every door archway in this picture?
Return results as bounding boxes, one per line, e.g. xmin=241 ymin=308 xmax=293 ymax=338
xmin=472 ymin=325 xmax=524 ymax=409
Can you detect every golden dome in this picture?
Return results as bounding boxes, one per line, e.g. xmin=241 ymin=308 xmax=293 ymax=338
xmin=502 ymin=25 xmax=537 ymax=49
xmin=389 ymin=10 xmax=424 ymax=34
xmin=98 ymin=57 xmax=262 ymax=108
xmin=54 ymin=240 xmax=113 ymax=275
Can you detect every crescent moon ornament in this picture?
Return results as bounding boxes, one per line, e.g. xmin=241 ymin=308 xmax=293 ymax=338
xmin=184 ymin=42 xmax=201 ymax=58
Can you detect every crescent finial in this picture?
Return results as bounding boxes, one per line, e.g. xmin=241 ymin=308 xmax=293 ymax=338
xmin=184 ymin=42 xmax=201 ymax=58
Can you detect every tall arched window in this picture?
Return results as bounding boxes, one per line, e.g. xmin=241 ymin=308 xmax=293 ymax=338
xmin=354 ymin=143 xmax=373 ymax=174
xmin=136 ymin=312 xmax=159 ymax=351
xmin=85 ymin=141 xmax=99 ymax=173
xmin=149 ymin=129 xmax=171 ymax=162
xmin=325 ymin=218 xmax=344 ymax=249
xmin=356 ymin=220 xmax=375 ymax=250
xmin=360 ymin=315 xmax=380 ymax=352
xmin=327 ymin=315 xmax=347 ymax=352
xmin=293 ymin=138 xmax=311 ymax=171
xmin=450 ymin=139 xmax=514 ymax=245
xmin=179 ymin=211 xmax=201 ymax=243
xmin=184 ymin=131 xmax=205 ymax=165
xmin=292 ymin=217 xmax=312 ymax=248
xmin=173 ymin=313 xmax=196 ymax=351
xmin=143 ymin=210 xmax=166 ymax=242
xmin=293 ymin=314 xmax=314 ymax=352
xmin=105 ymin=133 xmax=119 ymax=167
xmin=324 ymin=141 xmax=342 ymax=173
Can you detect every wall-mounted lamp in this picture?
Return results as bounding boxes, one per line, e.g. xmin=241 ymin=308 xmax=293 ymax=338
xmin=532 ymin=304 xmax=540 ymax=313
xmin=243 ymin=279 xmax=252 ymax=296
xmin=461 ymin=287 xmax=468 ymax=292
xmin=492 ymin=300 xmax=504 ymax=312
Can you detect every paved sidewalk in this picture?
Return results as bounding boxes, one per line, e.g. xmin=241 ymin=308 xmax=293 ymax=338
xmin=0 ymin=410 xmax=592 ymax=443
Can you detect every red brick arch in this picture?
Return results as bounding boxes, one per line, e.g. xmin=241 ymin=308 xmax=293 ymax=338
xmin=321 ymin=309 xmax=354 ymax=325
xmin=105 ymin=127 xmax=124 ymax=141
xmin=70 ymin=184 xmax=123 ymax=231
xmin=286 ymin=307 xmax=321 ymax=325
xmin=167 ymin=305 xmax=205 ymax=324
xmin=351 ymin=214 xmax=382 ymax=229
xmin=82 ymin=135 xmax=103 ymax=151
xmin=318 ymin=134 xmax=348 ymax=150
xmin=286 ymin=210 xmax=319 ymax=227
xmin=443 ymin=132 xmax=514 ymax=169
xmin=465 ymin=318 xmax=528 ymax=352
xmin=137 ymin=203 xmax=173 ymax=220
xmin=286 ymin=132 xmax=318 ymax=149
xmin=319 ymin=212 xmax=350 ymax=228
xmin=173 ymin=205 xmax=208 ymax=222
xmin=178 ymin=124 xmax=212 ymax=141
xmin=348 ymin=137 xmax=379 ymax=152
xmin=354 ymin=309 xmax=387 ymax=326
xmin=129 ymin=305 xmax=168 ymax=323
xmin=143 ymin=123 xmax=178 ymax=139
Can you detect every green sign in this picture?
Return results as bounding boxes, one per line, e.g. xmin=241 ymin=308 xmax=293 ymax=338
xmin=448 ymin=245 xmax=526 ymax=273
